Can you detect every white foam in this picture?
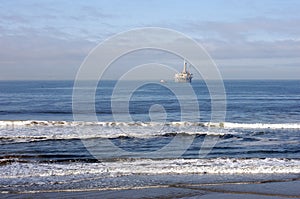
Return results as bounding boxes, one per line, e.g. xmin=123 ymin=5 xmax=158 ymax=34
xmin=0 ymin=120 xmax=298 ymax=142
xmin=1 ymin=120 xmax=299 ymax=129
xmin=1 ymin=158 xmax=299 ymax=179
xmin=0 ymin=120 xmax=232 ymax=141
xmin=223 ymin=122 xmax=300 ymax=129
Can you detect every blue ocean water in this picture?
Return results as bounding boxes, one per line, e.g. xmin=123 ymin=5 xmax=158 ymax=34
xmin=0 ymin=80 xmax=299 ymax=193
xmin=0 ymin=80 xmax=299 ymax=122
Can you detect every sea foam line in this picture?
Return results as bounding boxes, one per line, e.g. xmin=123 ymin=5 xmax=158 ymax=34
xmin=222 ymin=122 xmax=300 ymax=129
xmin=0 ymin=120 xmax=299 ymax=129
xmin=1 ymin=158 xmax=300 ymax=179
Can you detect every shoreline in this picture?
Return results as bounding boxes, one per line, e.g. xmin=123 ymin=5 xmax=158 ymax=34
xmin=3 ymin=179 xmax=300 ymax=198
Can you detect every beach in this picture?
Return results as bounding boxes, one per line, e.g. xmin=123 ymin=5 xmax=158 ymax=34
xmin=3 ymin=177 xmax=300 ymax=198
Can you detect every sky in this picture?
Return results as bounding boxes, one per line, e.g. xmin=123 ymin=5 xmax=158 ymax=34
xmin=0 ymin=0 xmax=300 ymax=80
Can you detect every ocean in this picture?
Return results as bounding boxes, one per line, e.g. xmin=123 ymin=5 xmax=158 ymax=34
xmin=0 ymin=80 xmax=299 ymax=194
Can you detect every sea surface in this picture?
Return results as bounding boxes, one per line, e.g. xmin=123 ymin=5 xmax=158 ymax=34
xmin=0 ymin=80 xmax=299 ymax=193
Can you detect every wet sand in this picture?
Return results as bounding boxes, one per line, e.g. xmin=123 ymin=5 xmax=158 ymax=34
xmin=3 ymin=179 xmax=300 ymax=199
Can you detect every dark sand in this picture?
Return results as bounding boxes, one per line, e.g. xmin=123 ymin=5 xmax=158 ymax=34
xmin=2 ymin=180 xmax=300 ymax=199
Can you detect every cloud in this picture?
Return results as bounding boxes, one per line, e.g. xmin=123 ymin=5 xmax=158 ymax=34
xmin=186 ymin=17 xmax=300 ymax=41
xmin=0 ymin=34 xmax=96 ymax=80
xmin=1 ymin=2 xmax=299 ymax=80
xmin=161 ymin=17 xmax=300 ymax=60
xmin=0 ymin=33 xmax=95 ymax=61
xmin=79 ymin=5 xmax=116 ymax=19
xmin=0 ymin=1 xmax=119 ymax=42
xmin=201 ymin=39 xmax=300 ymax=59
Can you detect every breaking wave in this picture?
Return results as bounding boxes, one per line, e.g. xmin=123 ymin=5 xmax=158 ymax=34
xmin=1 ymin=120 xmax=299 ymax=129
xmin=1 ymin=158 xmax=299 ymax=178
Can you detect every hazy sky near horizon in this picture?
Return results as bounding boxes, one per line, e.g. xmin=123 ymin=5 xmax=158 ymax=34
xmin=0 ymin=0 xmax=300 ymax=80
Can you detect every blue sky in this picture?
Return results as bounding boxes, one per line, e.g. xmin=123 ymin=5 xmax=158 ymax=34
xmin=0 ymin=0 xmax=300 ymax=79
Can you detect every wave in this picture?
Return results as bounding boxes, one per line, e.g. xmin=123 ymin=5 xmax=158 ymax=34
xmin=1 ymin=120 xmax=300 ymax=129
xmin=223 ymin=122 xmax=300 ymax=129
xmin=1 ymin=158 xmax=299 ymax=178
xmin=0 ymin=130 xmax=230 ymax=143
xmin=0 ymin=120 xmax=299 ymax=142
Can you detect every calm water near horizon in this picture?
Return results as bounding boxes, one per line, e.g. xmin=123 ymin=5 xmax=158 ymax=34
xmin=0 ymin=80 xmax=299 ymax=122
